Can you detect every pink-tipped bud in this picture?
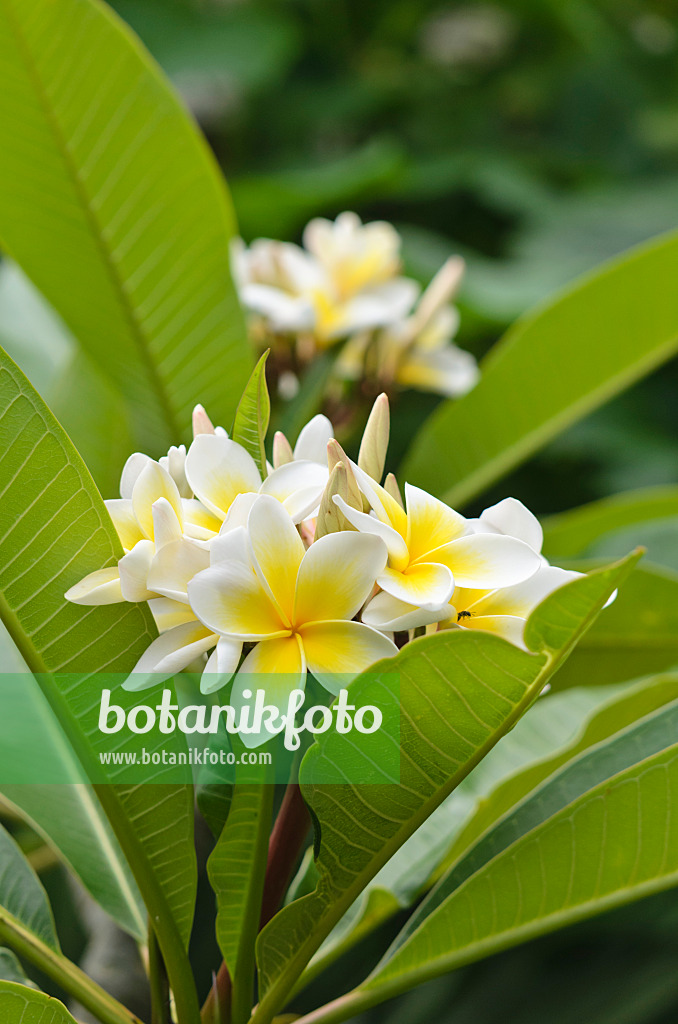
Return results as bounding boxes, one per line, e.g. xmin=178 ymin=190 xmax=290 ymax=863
xmin=192 ymin=403 xmax=216 ymax=437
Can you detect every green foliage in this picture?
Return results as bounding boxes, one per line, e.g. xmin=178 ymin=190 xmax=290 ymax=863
xmin=0 ymin=824 xmax=59 ymax=954
xmin=253 ymin=556 xmax=635 ymax=1020
xmin=360 ymin=697 xmax=678 ymax=1006
xmin=401 ymin=230 xmax=678 ymax=506
xmin=0 ymin=350 xmax=199 ymax=1023
xmin=552 ymin=563 xmax=678 ymax=690
xmin=232 ymin=351 xmax=271 ymax=478
xmin=0 ymin=0 xmax=251 ymax=454
xmin=0 ymin=984 xmax=79 ymax=1024
xmin=0 ymin=951 xmax=32 ymax=988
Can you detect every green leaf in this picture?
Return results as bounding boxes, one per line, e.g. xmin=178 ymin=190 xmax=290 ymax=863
xmin=0 ymin=0 xmax=251 ymax=451
xmin=542 ymin=486 xmax=678 ymax=560
xmin=0 ymin=625 xmax=145 ymax=940
xmin=297 ymin=673 xmax=678 ymax=993
xmin=429 ymin=672 xmax=678 ymax=887
xmin=0 ymin=824 xmax=59 ymax=954
xmin=208 ymin=781 xmax=275 ymax=1024
xmin=551 ymin=563 xmax=678 ymax=690
xmin=252 ymin=554 xmax=638 ymax=1022
xmin=400 ymin=229 xmax=678 ymax=507
xmin=232 ymin=351 xmax=271 ymax=479
xmin=0 ymin=351 xmax=199 ymax=1023
xmin=357 ymin=697 xmax=678 ymax=1012
xmin=0 ymin=984 xmax=79 ymax=1024
xmin=0 ymin=951 xmax=32 ymax=988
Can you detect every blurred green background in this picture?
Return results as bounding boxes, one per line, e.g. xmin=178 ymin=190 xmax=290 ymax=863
xmin=4 ymin=1 xmax=678 ymax=1020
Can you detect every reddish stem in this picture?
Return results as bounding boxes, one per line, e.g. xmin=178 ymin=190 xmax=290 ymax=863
xmin=260 ymin=783 xmax=311 ymax=929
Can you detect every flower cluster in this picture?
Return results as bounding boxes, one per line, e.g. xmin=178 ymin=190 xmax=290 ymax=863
xmin=66 ymin=395 xmax=581 ymax=731
xmin=231 ymin=212 xmax=479 ymax=400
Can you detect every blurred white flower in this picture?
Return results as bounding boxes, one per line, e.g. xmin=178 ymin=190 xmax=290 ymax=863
xmin=337 ymin=256 xmax=479 ymax=399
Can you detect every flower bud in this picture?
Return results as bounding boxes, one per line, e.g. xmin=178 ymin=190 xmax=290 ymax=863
xmin=358 ymin=392 xmax=390 ymax=483
xmin=192 ymin=403 xmax=216 ymax=436
xmin=272 ymin=431 xmax=294 ymax=468
xmin=316 ymin=462 xmax=360 ymax=538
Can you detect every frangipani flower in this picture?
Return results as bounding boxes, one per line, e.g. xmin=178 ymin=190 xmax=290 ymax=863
xmin=233 ymin=213 xmax=419 ymax=349
xmin=272 ymin=414 xmax=334 ymax=469
xmin=442 ymin=564 xmax=583 ymax=649
xmin=185 ymin=433 xmax=328 ymax=524
xmin=338 ymin=474 xmax=541 ymax=629
xmin=467 ymin=496 xmax=545 ymax=555
xmin=336 ymin=256 xmax=479 ymax=399
xmin=187 ymin=495 xmax=397 ymax=731
xmin=65 ymin=456 xmax=219 ymax=608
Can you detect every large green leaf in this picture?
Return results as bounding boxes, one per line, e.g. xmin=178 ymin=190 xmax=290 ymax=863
xmin=0 ymin=823 xmax=58 ymax=954
xmin=0 ymin=985 xmax=78 ymax=1024
xmin=401 ymin=229 xmax=678 ymax=506
xmin=0 ymin=951 xmax=32 ymax=988
xmin=252 ymin=554 xmax=637 ymax=1022
xmin=0 ymin=0 xmax=251 ymax=451
xmin=0 ymin=982 xmax=135 ymax=1024
xmin=298 ymin=673 xmax=678 ymax=991
xmin=551 ymin=563 xmax=678 ymax=690
xmin=542 ymin=486 xmax=678 ymax=560
xmin=354 ymin=697 xmax=678 ymax=1015
xmin=0 ymin=351 xmax=199 ymax=1023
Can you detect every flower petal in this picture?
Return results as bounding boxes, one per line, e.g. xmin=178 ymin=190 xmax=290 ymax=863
xmin=362 ymin=591 xmax=445 ymax=631
xmin=455 ymin=614 xmax=527 ymax=649
xmin=230 ymin=635 xmax=306 ymax=747
xmin=201 ymin=638 xmax=243 ymax=694
xmin=188 ymin=560 xmax=288 ymax=640
xmin=299 ymin=620 xmax=397 ymax=693
xmin=210 ymin=521 xmax=253 ymax=566
xmin=472 ymin=565 xmax=582 ymax=618
xmin=404 ymin=483 xmax=467 ymax=561
xmin=397 ymin=343 xmax=478 ymax=398
xmin=148 ymin=597 xmax=197 ymax=632
xmin=293 ymin=415 xmax=334 ymax=464
xmin=64 ymin=567 xmax=123 ymax=605
xmin=151 ymin=498 xmax=183 ymax=549
xmin=119 ymin=540 xmax=156 ymax=602
xmin=185 ymin=435 xmax=261 ymax=520
xmin=247 ymin=495 xmax=305 ymax=623
xmin=147 ymin=538 xmax=210 ymax=604
xmin=429 ymin=534 xmax=541 ymax=589
xmin=181 ymin=499 xmax=222 ymax=540
xmin=132 ymin=462 xmax=184 ymax=540
xmin=119 ymin=452 xmax=151 ymax=499
xmin=105 ymin=499 xmax=143 ymax=551
xmin=260 ymin=461 xmax=328 ymax=523
xmin=476 ymin=497 xmax=544 ymax=554
xmin=333 ymin=496 xmax=409 ymax=569
xmin=123 ymin=622 xmax=218 ymax=690
xmin=377 ymin=561 xmax=454 ymax=610
xmin=294 ymin=532 xmax=388 ymax=625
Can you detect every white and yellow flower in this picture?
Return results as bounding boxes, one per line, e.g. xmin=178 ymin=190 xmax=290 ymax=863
xmin=233 ymin=213 xmax=419 ymax=349
xmin=439 ymin=564 xmax=583 ymax=649
xmin=185 ymin=433 xmax=327 ymax=524
xmin=340 ymin=474 xmax=541 ymax=630
xmin=336 ymin=256 xmax=478 ymax=399
xmin=65 ymin=456 xmax=220 ymax=609
xmin=187 ymin=495 xmax=397 ymax=721
xmin=271 ymin=414 xmax=334 ymax=469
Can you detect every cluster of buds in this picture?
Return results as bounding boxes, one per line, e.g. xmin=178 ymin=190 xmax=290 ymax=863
xmin=66 ymin=394 xmax=580 ymax=743
xmin=231 ymin=212 xmax=479 ymax=400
